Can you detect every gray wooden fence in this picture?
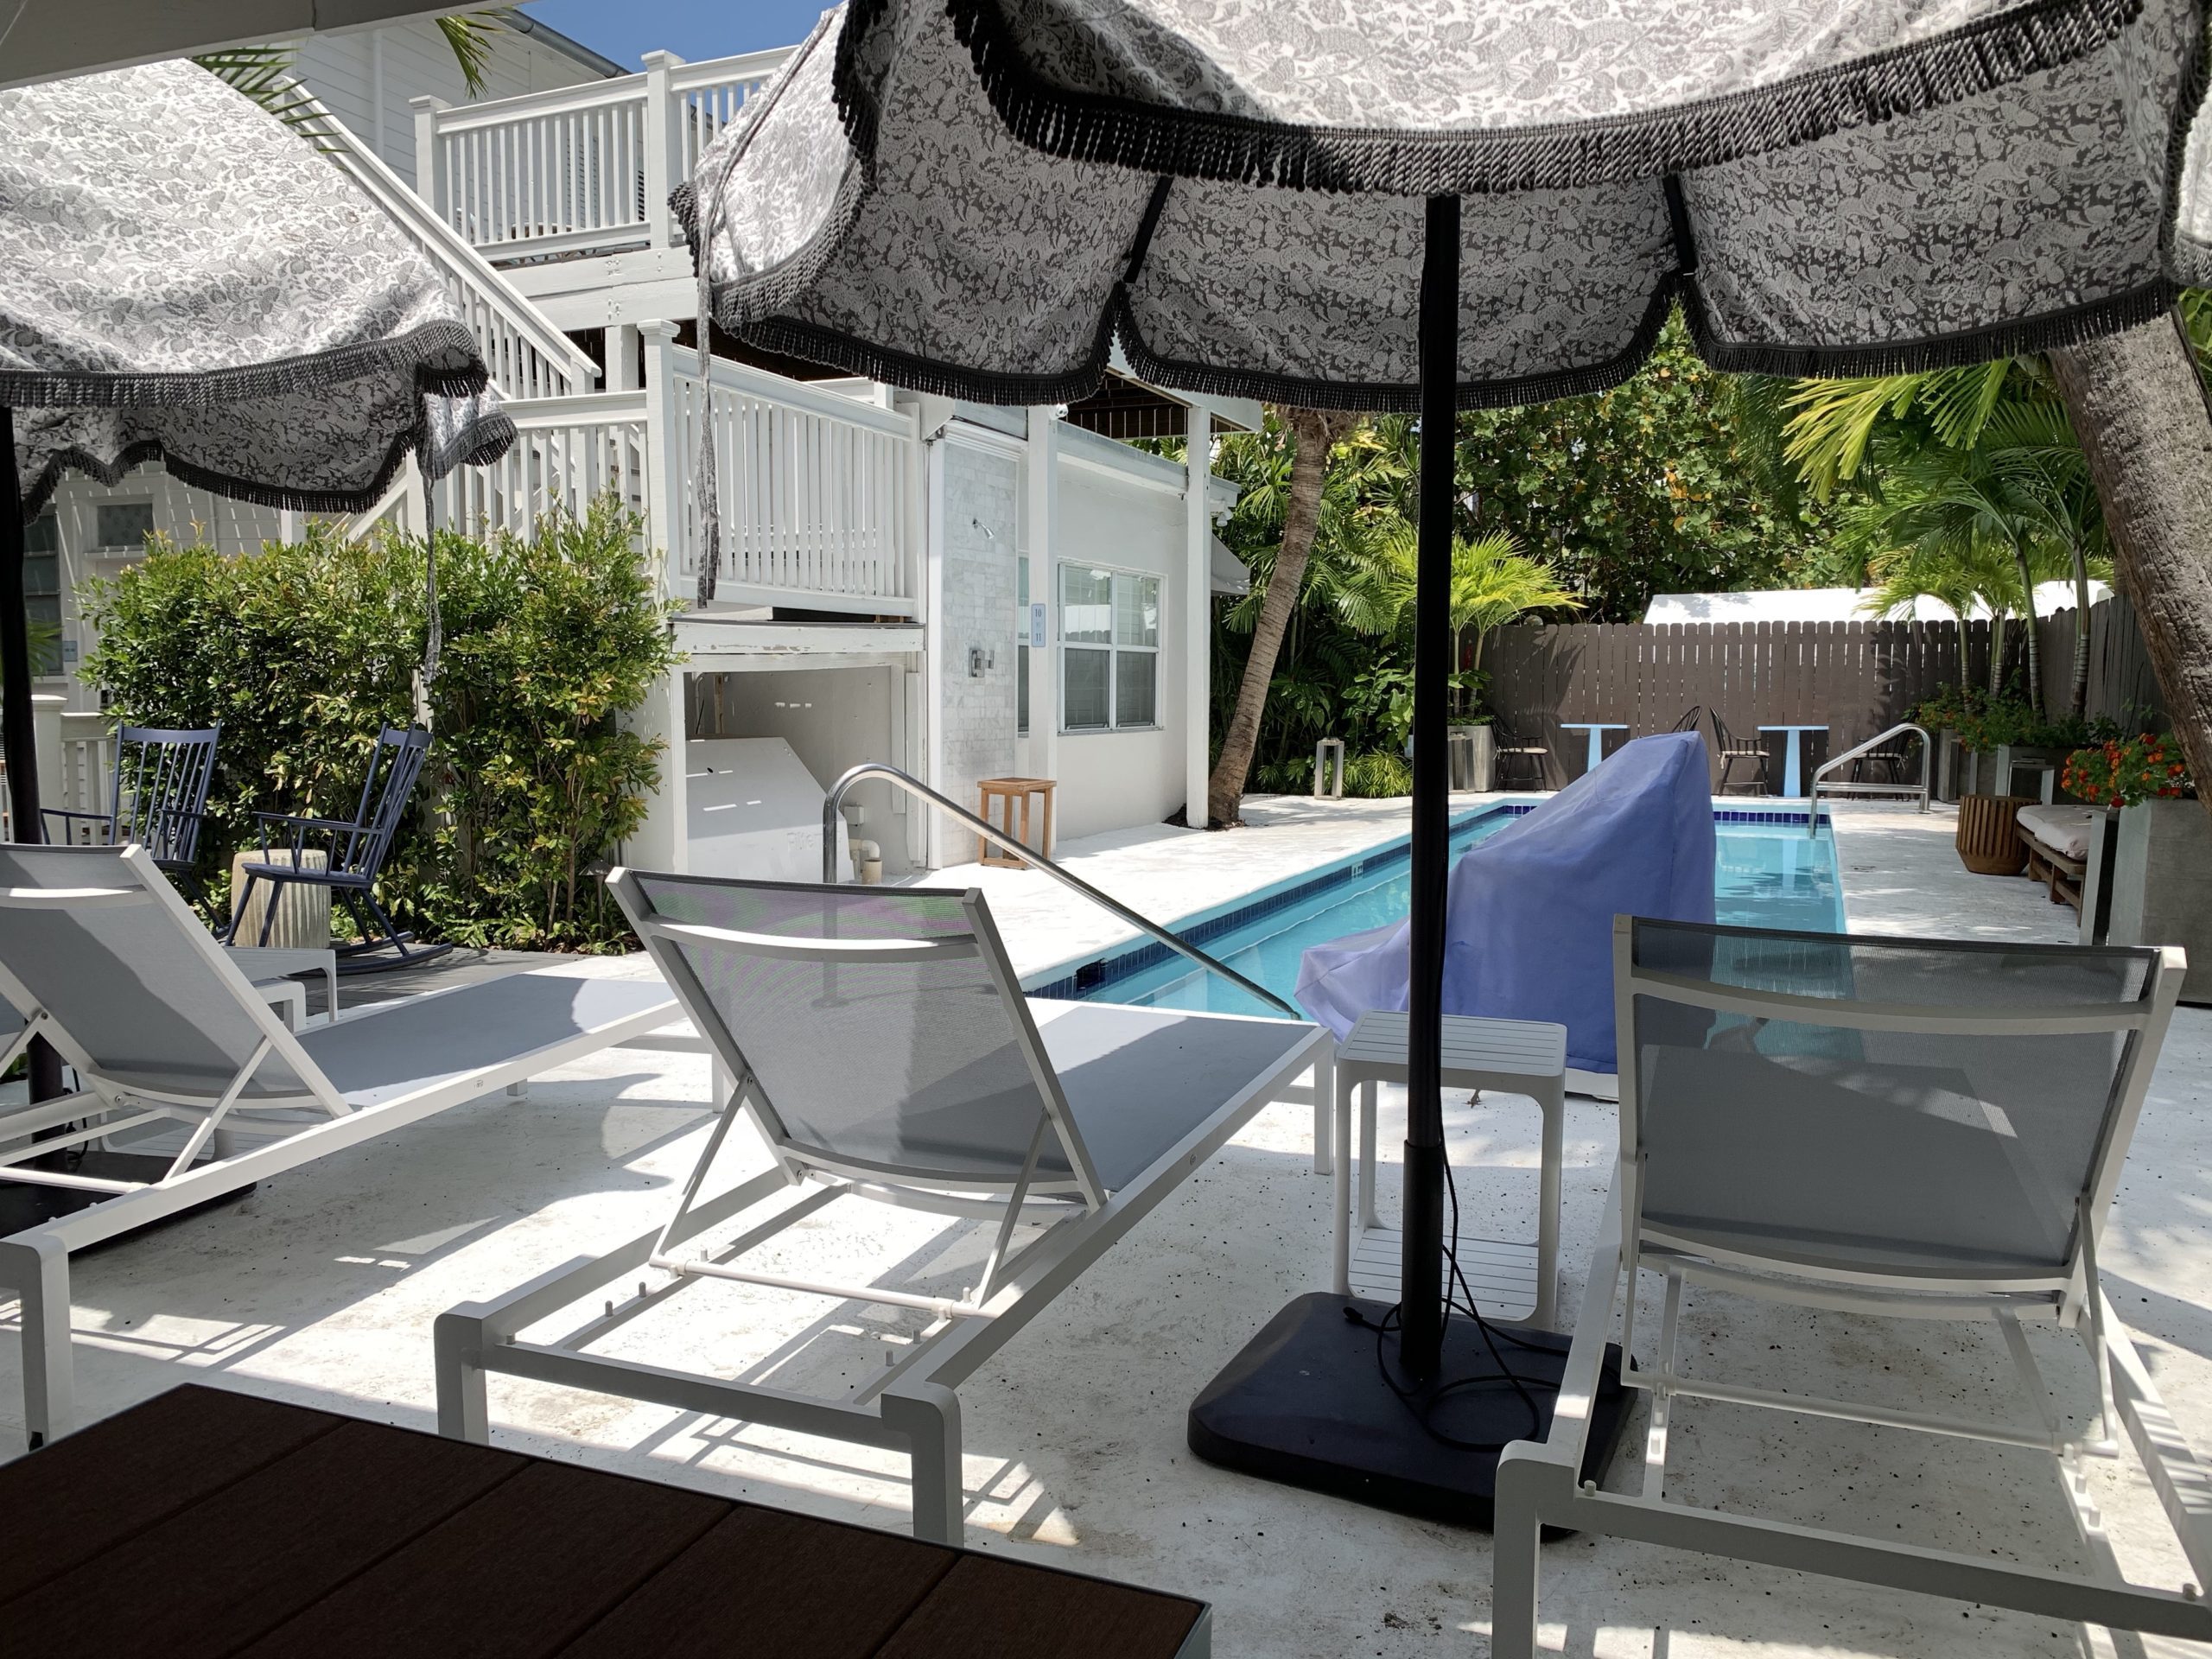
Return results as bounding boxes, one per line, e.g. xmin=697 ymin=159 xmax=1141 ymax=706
xmin=1485 ymin=597 xmax=2158 ymax=787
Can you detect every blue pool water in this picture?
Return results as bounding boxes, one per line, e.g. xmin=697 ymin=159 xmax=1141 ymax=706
xmin=1031 ymin=805 xmax=1843 ymax=1019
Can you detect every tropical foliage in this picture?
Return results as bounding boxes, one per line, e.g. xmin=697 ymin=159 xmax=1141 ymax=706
xmin=195 ymin=11 xmax=506 ymax=143
xmin=2063 ymin=733 xmax=2194 ymax=808
xmin=81 ymin=499 xmax=679 ymax=950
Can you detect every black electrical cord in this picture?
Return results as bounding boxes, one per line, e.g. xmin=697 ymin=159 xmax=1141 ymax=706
xmin=1344 ymin=1090 xmax=1561 ymax=1452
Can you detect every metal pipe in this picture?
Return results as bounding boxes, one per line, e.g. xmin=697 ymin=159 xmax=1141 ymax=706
xmin=1808 ymin=721 xmax=1933 ymax=835
xmin=821 ymin=762 xmax=1300 ymax=1019
xmin=1400 ymin=191 xmax=1461 ymax=1381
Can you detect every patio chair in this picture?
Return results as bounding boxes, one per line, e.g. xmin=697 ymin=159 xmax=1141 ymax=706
xmin=1709 ymin=712 xmax=1770 ymax=795
xmin=0 ymin=842 xmax=682 ymax=1449
xmin=434 ymin=872 xmax=1331 ymax=1545
xmin=41 ymin=723 xmax=219 ymax=880
xmin=1492 ymin=718 xmax=1552 ymax=790
xmin=1491 ymin=918 xmax=2209 ymax=1656
xmin=228 ymin=724 xmax=446 ymax=969
xmin=1666 ymin=706 xmax=1705 ymax=734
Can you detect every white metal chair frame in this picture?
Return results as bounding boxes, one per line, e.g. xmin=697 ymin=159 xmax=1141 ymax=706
xmin=435 ymin=869 xmax=1332 ymax=1545
xmin=0 ymin=844 xmax=683 ymax=1449
xmin=1492 ymin=918 xmax=2212 ymax=1656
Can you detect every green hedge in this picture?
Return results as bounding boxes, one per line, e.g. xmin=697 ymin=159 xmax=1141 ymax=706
xmin=82 ymin=498 xmax=679 ymax=950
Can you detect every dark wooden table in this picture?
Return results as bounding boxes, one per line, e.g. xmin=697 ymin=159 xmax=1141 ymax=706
xmin=0 ymin=1384 xmax=1209 ymax=1658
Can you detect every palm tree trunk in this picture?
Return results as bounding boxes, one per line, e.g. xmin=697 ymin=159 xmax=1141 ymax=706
xmin=2069 ymin=541 xmax=2092 ymax=719
xmin=1205 ymin=407 xmax=1350 ymax=827
xmin=2012 ymin=544 xmax=2043 ymax=715
xmin=2049 ymin=310 xmax=2212 ymax=831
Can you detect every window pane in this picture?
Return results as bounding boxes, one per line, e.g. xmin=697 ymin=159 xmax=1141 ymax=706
xmin=1060 ymin=565 xmax=1113 ymax=645
xmin=1017 ymin=557 xmax=1029 ymax=609
xmin=1017 ymin=556 xmax=1031 ymax=734
xmin=23 ymin=550 xmax=59 ymax=597
xmin=1018 ymin=644 xmax=1030 ymax=734
xmin=1116 ymin=651 xmax=1157 ymax=728
xmin=1064 ymin=648 xmax=1110 ymax=729
xmin=1115 ymin=574 xmax=1159 ymax=647
xmin=96 ymin=502 xmax=154 ymax=550
xmin=24 ymin=512 xmax=59 ymax=556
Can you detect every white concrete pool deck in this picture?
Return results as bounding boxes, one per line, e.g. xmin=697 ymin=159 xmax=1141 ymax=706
xmin=5 ymin=797 xmax=2209 ymax=1659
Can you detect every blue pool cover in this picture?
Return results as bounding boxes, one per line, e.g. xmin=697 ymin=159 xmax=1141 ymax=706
xmin=1295 ymin=731 xmax=1716 ymax=1071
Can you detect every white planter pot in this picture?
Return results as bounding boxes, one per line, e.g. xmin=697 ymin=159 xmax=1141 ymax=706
xmin=2107 ymin=798 xmax=2212 ymax=1002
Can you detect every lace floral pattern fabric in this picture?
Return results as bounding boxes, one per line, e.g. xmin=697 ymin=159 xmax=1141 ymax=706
xmin=692 ymin=0 xmax=2206 ymax=410
xmin=3 ymin=60 xmax=509 ymax=517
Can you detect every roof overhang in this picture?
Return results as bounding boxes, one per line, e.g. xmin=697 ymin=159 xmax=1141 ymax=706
xmin=1 ymin=2 xmax=488 ymax=91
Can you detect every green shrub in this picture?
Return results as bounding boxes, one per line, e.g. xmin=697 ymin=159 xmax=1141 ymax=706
xmin=1343 ymin=750 xmax=1413 ymax=798
xmin=82 ymin=497 xmax=679 ymax=950
xmin=1253 ymin=756 xmax=1317 ymax=794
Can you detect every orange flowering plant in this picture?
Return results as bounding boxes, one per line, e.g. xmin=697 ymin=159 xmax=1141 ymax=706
xmin=2063 ymin=734 xmax=2195 ymax=809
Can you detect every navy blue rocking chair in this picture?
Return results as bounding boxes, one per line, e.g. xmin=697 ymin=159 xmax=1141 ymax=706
xmin=43 ymin=724 xmax=221 ymax=882
xmin=229 ymin=725 xmax=448 ymax=971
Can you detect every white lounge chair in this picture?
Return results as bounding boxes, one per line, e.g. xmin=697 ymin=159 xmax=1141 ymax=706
xmin=434 ymin=871 xmax=1331 ymax=1543
xmin=0 ymin=843 xmax=682 ymax=1448
xmin=1492 ymin=917 xmax=2212 ymax=1654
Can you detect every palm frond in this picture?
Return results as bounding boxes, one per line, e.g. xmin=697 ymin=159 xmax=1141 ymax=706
xmin=193 ymin=46 xmax=342 ymax=149
xmin=439 ymin=11 xmax=512 ymax=99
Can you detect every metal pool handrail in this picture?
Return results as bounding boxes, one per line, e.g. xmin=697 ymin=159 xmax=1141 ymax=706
xmin=1808 ymin=721 xmax=1933 ymax=835
xmin=821 ymin=762 xmax=1301 ymax=1018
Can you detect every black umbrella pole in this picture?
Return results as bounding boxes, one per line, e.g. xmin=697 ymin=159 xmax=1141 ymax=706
xmin=0 ymin=408 xmax=62 ymax=1103
xmin=1399 ymin=195 xmax=1460 ymax=1382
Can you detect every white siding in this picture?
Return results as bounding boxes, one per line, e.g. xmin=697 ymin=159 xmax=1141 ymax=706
xmin=34 ymin=467 xmax=290 ymax=710
xmin=1049 ymin=465 xmax=1188 ymax=843
xmin=293 ymin=20 xmax=606 ymax=183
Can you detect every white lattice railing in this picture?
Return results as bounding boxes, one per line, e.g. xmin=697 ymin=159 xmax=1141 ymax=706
xmin=663 ymin=336 xmax=919 ymax=617
xmin=414 ymin=47 xmax=792 ymax=266
xmin=3 ymin=701 xmax=113 ymax=841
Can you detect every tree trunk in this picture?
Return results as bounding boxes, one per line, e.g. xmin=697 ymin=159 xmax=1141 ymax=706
xmin=2050 ymin=310 xmax=2212 ymax=831
xmin=2012 ymin=544 xmax=2042 ymax=714
xmin=1205 ymin=407 xmax=1351 ymax=827
xmin=2069 ymin=540 xmax=2092 ymax=719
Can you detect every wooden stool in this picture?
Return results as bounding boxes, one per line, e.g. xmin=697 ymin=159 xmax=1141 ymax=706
xmin=976 ymin=776 xmax=1056 ymax=866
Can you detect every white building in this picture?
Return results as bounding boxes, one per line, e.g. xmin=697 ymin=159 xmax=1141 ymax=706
xmin=29 ymin=20 xmax=1253 ymax=877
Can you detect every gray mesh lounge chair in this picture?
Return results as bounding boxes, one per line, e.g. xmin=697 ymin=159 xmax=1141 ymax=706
xmin=435 ymin=872 xmax=1331 ymax=1544
xmin=1492 ymin=918 xmax=2210 ymax=1656
xmin=0 ymin=843 xmax=681 ymax=1449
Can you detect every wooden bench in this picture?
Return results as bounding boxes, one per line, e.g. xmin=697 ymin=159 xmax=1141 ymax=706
xmin=0 ymin=1384 xmax=1210 ymax=1658
xmin=2018 ymin=803 xmax=2110 ymax=915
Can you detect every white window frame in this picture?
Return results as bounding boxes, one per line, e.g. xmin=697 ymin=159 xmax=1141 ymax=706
xmin=1058 ymin=562 xmax=1160 ymax=734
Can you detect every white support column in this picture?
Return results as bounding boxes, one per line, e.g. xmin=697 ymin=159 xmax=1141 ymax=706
xmin=409 ymin=95 xmax=446 ymax=208
xmin=639 ymin=321 xmax=683 ymax=607
xmin=1024 ymin=409 xmax=1060 ymax=790
xmin=623 ymin=668 xmax=690 ymax=875
xmin=1183 ymin=408 xmax=1212 ymax=827
xmin=606 ymin=323 xmax=643 ymax=392
xmin=640 ymin=51 xmax=686 ymax=250
xmin=368 ymin=29 xmax=388 ymax=166
xmin=922 ymin=441 xmax=949 ymax=868
xmin=31 ymin=693 xmax=64 ymax=818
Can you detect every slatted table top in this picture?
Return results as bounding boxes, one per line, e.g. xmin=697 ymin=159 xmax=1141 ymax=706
xmin=0 ymin=1384 xmax=1208 ymax=1659
xmin=1336 ymin=1008 xmax=1567 ymax=1084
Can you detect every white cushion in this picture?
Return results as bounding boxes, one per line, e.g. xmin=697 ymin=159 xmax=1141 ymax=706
xmin=2016 ymin=804 xmax=2104 ymax=863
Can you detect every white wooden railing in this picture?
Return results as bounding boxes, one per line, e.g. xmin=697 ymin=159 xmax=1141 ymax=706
xmin=2 ymin=699 xmax=115 ymax=841
xmin=413 ymin=47 xmax=793 ymax=266
xmin=376 ymin=326 xmax=916 ymax=618
xmin=661 ymin=331 xmax=918 ymax=616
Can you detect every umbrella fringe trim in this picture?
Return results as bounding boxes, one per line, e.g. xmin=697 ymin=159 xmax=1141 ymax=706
xmin=921 ymin=0 xmax=2144 ymax=195
xmin=16 ymin=411 xmax=518 ymax=525
xmin=0 ymin=320 xmax=490 ymax=410
xmin=1684 ymin=279 xmax=2182 ymax=378
xmin=739 ymin=309 xmax=1116 ymax=405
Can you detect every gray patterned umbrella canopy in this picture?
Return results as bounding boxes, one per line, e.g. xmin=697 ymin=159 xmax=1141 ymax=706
xmin=689 ymin=0 xmax=2209 ymax=410
xmin=1 ymin=59 xmax=512 ymax=518
xmin=682 ymin=0 xmax=2212 ymax=1421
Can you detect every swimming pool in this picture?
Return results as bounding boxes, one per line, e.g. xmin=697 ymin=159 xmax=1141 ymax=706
xmin=1027 ymin=804 xmax=1843 ymax=1019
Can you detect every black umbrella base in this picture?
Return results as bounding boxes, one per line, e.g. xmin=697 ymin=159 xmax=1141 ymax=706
xmin=1188 ymin=1292 xmax=1631 ymax=1530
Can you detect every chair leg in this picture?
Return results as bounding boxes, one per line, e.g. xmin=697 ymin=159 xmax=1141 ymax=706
xmin=1311 ymin=1043 xmax=1333 ymax=1178
xmin=1 ymin=1230 xmax=73 ymax=1449
xmin=1490 ymin=1448 xmax=1554 ymax=1659
xmin=254 ymin=877 xmax=283 ymax=947
xmin=884 ymin=1382 xmax=964 ymax=1545
xmin=219 ymin=872 xmax=258 ymax=944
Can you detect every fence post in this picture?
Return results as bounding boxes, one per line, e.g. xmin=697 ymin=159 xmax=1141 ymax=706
xmin=640 ymin=320 xmax=684 ymax=607
xmin=641 ymin=51 xmax=686 ymax=248
xmin=31 ymin=694 xmax=64 ymax=825
xmin=409 ymin=96 xmax=446 ymax=213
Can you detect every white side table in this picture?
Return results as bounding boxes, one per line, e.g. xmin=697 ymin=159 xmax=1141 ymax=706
xmin=225 ymin=946 xmax=340 ymax=1028
xmin=1333 ymin=1009 xmax=1567 ymax=1328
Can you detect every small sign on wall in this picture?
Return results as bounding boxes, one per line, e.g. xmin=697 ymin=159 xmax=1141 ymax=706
xmin=1028 ymin=602 xmax=1047 ymax=649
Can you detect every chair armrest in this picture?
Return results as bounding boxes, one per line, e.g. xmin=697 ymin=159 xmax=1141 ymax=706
xmin=252 ymin=812 xmax=361 ymax=834
xmin=40 ymin=808 xmax=117 ymax=835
